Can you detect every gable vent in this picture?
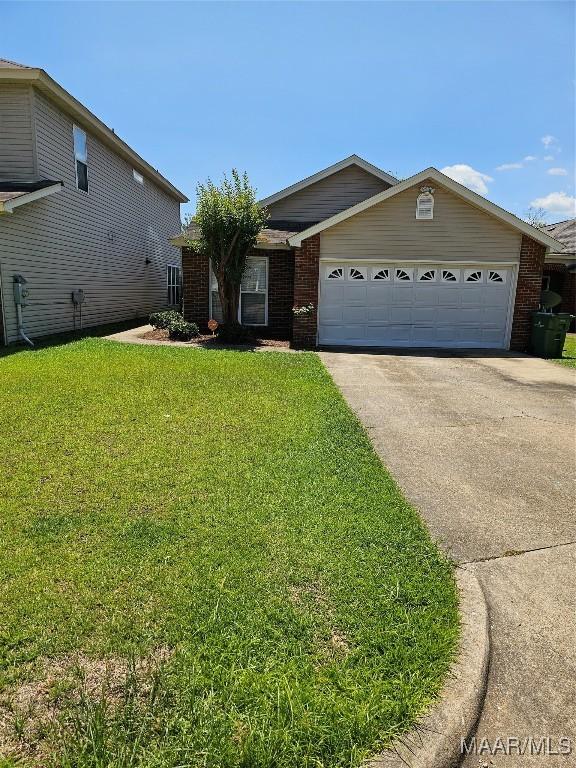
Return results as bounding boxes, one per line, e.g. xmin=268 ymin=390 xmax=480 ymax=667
xmin=416 ymin=186 xmax=435 ymax=220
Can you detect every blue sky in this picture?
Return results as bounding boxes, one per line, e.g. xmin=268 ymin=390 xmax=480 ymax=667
xmin=2 ymin=1 xmax=574 ymax=222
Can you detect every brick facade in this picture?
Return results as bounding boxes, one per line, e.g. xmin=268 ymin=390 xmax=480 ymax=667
xmin=181 ymin=246 xmax=295 ymax=339
xmin=543 ymin=262 xmax=576 ymax=330
xmin=182 ymin=247 xmax=210 ymax=331
xmin=510 ymin=234 xmax=547 ymax=351
xmin=265 ymin=249 xmax=295 ymax=339
xmin=292 ymin=235 xmax=320 ymax=348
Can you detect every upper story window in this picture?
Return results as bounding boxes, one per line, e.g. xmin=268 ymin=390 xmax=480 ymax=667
xmin=133 ymin=169 xmax=144 ymax=185
xmin=416 ymin=186 xmax=434 ymax=219
xmin=73 ymin=125 xmax=88 ymax=192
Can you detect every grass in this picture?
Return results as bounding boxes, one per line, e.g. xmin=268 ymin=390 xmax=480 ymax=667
xmin=0 ymin=338 xmax=458 ymax=767
xmin=551 ymin=332 xmax=576 ymax=368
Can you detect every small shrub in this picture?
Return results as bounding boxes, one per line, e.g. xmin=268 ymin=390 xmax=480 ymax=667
xmin=168 ymin=317 xmax=199 ymax=341
xmin=149 ymin=311 xmax=182 ymax=331
xmin=149 ymin=311 xmax=199 ymax=341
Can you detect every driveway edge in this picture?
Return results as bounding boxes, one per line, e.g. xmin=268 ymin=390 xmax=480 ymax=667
xmin=365 ymin=567 xmax=490 ymax=768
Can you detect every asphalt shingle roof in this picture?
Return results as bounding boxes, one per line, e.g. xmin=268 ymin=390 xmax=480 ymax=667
xmin=544 ymin=219 xmax=575 ymax=255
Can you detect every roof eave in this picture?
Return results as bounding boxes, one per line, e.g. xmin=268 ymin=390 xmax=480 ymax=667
xmin=0 ymin=68 xmax=188 ymax=204
xmin=288 ymin=167 xmax=564 ymax=251
xmin=0 ymin=181 xmax=63 ymax=214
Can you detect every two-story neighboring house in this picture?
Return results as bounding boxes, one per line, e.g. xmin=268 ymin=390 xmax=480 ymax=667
xmin=0 ymin=58 xmax=188 ymax=345
xmin=173 ymin=155 xmax=563 ymax=350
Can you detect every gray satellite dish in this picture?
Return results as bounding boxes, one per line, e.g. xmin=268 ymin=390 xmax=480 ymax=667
xmin=540 ymin=289 xmax=562 ymax=310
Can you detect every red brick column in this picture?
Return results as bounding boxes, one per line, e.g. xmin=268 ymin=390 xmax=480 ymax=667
xmin=292 ymin=234 xmax=320 ymax=348
xmin=181 ymin=247 xmax=210 ymax=331
xmin=510 ymin=235 xmax=547 ymax=351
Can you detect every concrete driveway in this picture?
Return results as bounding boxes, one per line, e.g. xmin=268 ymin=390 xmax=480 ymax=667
xmin=320 ymin=349 xmax=576 ymax=766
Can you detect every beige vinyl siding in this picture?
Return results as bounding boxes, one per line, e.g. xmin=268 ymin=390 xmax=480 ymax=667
xmin=0 ymin=89 xmax=181 ymax=343
xmin=320 ymin=180 xmax=522 ymax=262
xmin=267 ymin=164 xmax=391 ymax=223
xmin=0 ymin=85 xmax=36 ymax=179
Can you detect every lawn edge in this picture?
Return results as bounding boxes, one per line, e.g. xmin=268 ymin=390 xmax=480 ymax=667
xmin=364 ymin=567 xmax=490 ymax=768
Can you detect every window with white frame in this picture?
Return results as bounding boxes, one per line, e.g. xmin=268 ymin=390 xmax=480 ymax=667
xmin=167 ymin=265 xmax=182 ymax=306
xmin=416 ymin=187 xmax=434 ymax=219
xmin=210 ymin=256 xmax=268 ymax=326
xmin=133 ymin=169 xmax=144 ymax=185
xmin=73 ymin=125 xmax=88 ymax=192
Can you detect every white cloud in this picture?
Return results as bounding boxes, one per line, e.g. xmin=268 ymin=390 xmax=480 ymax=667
xmin=496 ymin=155 xmax=537 ymax=171
xmin=544 ymin=155 xmax=554 ymax=162
xmin=547 ymin=167 xmax=568 ymax=176
xmin=541 ymin=135 xmax=558 ymax=148
xmin=440 ymin=164 xmax=493 ymax=195
xmin=530 ymin=191 xmax=576 ymax=216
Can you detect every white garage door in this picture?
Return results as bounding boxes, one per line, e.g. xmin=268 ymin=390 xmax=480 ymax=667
xmin=318 ymin=263 xmax=515 ymax=348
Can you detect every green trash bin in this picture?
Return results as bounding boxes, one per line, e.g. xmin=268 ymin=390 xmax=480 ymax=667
xmin=531 ymin=312 xmax=573 ymax=358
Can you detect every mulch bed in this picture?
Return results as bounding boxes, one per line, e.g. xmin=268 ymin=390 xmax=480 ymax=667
xmin=141 ymin=328 xmax=291 ymax=349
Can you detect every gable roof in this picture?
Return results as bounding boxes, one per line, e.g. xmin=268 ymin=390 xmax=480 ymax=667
xmin=0 ymin=58 xmax=30 ymax=69
xmin=259 ymin=155 xmax=397 ymax=208
xmin=543 ymin=218 xmax=575 ymax=256
xmin=288 ymin=167 xmax=564 ymax=251
xmin=0 ymin=60 xmax=188 ymax=203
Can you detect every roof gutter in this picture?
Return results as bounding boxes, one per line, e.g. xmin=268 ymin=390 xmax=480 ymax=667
xmin=0 ymin=68 xmax=188 ymax=204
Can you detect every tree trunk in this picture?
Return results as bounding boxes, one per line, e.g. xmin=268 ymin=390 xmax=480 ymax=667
xmin=217 ymin=274 xmax=244 ymax=341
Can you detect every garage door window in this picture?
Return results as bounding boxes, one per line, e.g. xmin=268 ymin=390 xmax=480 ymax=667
xmin=488 ymin=270 xmax=506 ymax=283
xmin=372 ymin=268 xmax=391 ymax=281
xmin=465 ymin=270 xmax=483 ymax=282
xmin=349 ymin=267 xmax=366 ymax=280
xmin=395 ymin=268 xmax=413 ymax=281
xmin=418 ymin=268 xmax=437 ymax=282
xmin=327 ymin=267 xmax=344 ymax=280
xmin=441 ymin=269 xmax=460 ymax=282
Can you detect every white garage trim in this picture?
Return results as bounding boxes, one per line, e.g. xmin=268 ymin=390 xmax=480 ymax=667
xmin=289 ymin=168 xmax=563 ymax=251
xmin=320 ymin=257 xmax=519 ymax=266
xmin=317 ymin=260 xmax=518 ymax=349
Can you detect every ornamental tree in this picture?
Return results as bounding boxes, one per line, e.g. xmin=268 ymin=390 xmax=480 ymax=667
xmin=188 ymin=170 xmax=268 ymax=341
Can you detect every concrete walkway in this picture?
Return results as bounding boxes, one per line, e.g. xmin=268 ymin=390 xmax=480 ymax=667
xmin=320 ymin=349 xmax=576 ymax=766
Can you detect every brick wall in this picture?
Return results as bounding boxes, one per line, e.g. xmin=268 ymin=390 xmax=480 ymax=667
xmin=265 ymin=249 xmax=294 ymax=339
xmin=182 ymin=247 xmax=210 ymax=331
xmin=292 ymin=234 xmax=320 ymax=348
xmin=181 ymin=246 xmax=295 ymax=338
xmin=544 ymin=263 xmax=576 ymax=330
xmin=510 ymin=235 xmax=547 ymax=351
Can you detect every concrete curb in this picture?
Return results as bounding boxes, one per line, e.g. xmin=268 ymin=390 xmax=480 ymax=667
xmin=365 ymin=567 xmax=490 ymax=768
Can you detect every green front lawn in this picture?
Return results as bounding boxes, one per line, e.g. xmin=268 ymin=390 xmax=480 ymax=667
xmin=0 ymin=339 xmax=458 ymax=767
xmin=552 ymin=332 xmax=576 ymax=368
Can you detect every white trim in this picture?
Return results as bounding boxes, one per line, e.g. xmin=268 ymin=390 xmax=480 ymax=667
xmin=0 ymin=67 xmax=188 ymax=202
xmin=288 ymin=167 xmax=563 ymax=250
xmin=166 ymin=263 xmax=182 ymax=306
xmin=259 ymin=154 xmax=397 ymax=207
xmin=319 ymin=257 xmax=519 ymax=266
xmin=73 ymin=124 xmax=89 ymax=194
xmin=209 ymin=256 xmax=269 ymax=327
xmin=504 ymin=264 xmax=519 ymax=350
xmin=0 ymin=183 xmax=63 ymax=214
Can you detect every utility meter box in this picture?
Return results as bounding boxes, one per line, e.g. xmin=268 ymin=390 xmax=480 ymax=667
xmin=13 ymin=275 xmax=29 ymax=307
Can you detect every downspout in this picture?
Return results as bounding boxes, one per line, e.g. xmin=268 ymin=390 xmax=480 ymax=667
xmin=13 ymin=274 xmax=34 ymax=347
